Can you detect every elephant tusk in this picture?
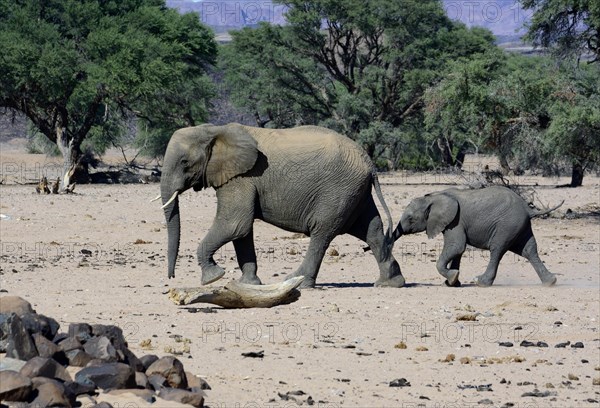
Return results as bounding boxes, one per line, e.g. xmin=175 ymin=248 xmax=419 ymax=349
xmin=161 ymin=191 xmax=178 ymax=209
xmin=150 ymin=194 xmax=162 ymax=203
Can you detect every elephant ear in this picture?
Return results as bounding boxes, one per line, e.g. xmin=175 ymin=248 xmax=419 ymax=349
xmin=205 ymin=125 xmax=259 ymax=188
xmin=425 ymin=193 xmax=459 ymax=238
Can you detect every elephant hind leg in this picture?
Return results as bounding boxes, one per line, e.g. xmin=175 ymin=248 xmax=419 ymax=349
xmin=285 ymin=232 xmax=334 ymax=289
xmin=347 ymin=201 xmax=404 ymax=288
xmin=233 ymin=228 xmax=262 ymax=285
xmin=510 ymin=231 xmax=556 ymax=286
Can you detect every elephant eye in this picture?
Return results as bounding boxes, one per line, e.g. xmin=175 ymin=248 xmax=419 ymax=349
xmin=181 ymin=159 xmax=189 ymax=167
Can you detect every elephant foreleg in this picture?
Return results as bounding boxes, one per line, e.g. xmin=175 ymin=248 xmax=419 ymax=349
xmin=233 ymin=230 xmax=262 ymax=285
xmin=197 ymin=227 xmax=228 ymax=285
xmin=436 ymin=229 xmax=466 ymax=286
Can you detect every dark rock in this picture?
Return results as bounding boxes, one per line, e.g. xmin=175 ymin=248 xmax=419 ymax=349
xmin=32 ymin=333 xmax=66 ymax=364
xmin=66 ymin=349 xmax=93 ymax=367
xmin=521 ymin=389 xmax=556 ymax=397
xmin=555 ymin=341 xmax=570 ymax=348
xmin=571 ymin=342 xmax=584 ymax=348
xmin=147 ymin=374 xmax=168 ymax=391
xmin=75 ymin=362 xmax=136 ymax=391
xmin=499 ymin=342 xmax=513 ymax=347
xmin=52 ymin=332 xmax=69 ymax=344
xmin=19 ymin=357 xmax=72 ymax=382
xmin=536 ymin=341 xmax=548 ymax=348
xmin=0 ymin=296 xmax=34 ymax=316
xmin=0 ymin=370 xmax=33 ymax=401
xmin=30 ymin=378 xmax=71 ymax=407
xmin=5 ymin=313 xmax=38 ymax=360
xmin=241 ymin=350 xmax=264 ymax=358
xmin=478 ymin=399 xmax=494 ymax=405
xmin=139 ymin=354 xmax=159 ymax=371
xmin=158 ymin=388 xmax=205 ymax=407
xmin=68 ymin=323 xmax=93 ymax=343
xmin=63 ymin=381 xmax=96 ymax=397
xmin=84 ymin=336 xmax=118 ymax=362
xmin=135 ymin=371 xmax=149 ymax=389
xmin=186 ymin=371 xmax=211 ymax=391
xmin=90 ymin=325 xmax=143 ymax=371
xmin=0 ymin=357 xmax=27 ymax=372
xmin=500 ymin=378 xmax=507 ymax=384
xmin=520 ymin=340 xmax=535 ymax=347
xmin=59 ymin=336 xmax=83 ymax=352
xmin=21 ymin=313 xmax=60 ymax=340
xmin=389 ymin=378 xmax=411 ymax=387
xmin=146 ymin=357 xmax=188 ymax=389
xmin=109 ymin=389 xmax=156 ymax=403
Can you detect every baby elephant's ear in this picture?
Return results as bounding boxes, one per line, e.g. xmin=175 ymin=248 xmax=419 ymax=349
xmin=426 ymin=194 xmax=459 ymax=238
xmin=206 ymin=124 xmax=259 ymax=188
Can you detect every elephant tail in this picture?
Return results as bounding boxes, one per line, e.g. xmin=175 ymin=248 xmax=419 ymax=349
xmin=371 ymin=171 xmax=393 ymax=243
xmin=528 ymin=200 xmax=564 ymax=218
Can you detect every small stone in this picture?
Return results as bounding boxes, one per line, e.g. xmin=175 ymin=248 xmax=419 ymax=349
xmin=146 ymin=356 xmax=188 ymax=389
xmin=75 ymin=362 xmax=136 ymax=391
xmin=0 ymin=370 xmax=33 ymax=401
xmin=478 ymin=399 xmax=494 ymax=405
xmin=84 ymin=336 xmax=118 ymax=362
xmin=19 ymin=357 xmax=72 ymax=382
xmin=59 ymin=336 xmax=83 ymax=352
xmin=389 ymin=378 xmax=411 ymax=387
xmin=536 ymin=341 xmax=548 ymax=348
xmin=68 ymin=323 xmax=93 ymax=343
xmin=5 ymin=313 xmax=38 ymax=360
xmin=570 ymin=342 xmax=584 ymax=348
xmin=0 ymin=357 xmax=27 ymax=372
xmin=520 ymin=340 xmax=535 ymax=347
xmin=394 ymin=341 xmax=407 ymax=349
xmin=567 ymin=373 xmax=579 ymax=381
xmin=440 ymin=354 xmax=455 ymax=363
xmin=545 ymin=383 xmax=554 ymax=388
xmin=521 ymin=389 xmax=555 ymax=398
xmin=186 ymin=371 xmax=211 ymax=391
xmin=0 ymin=296 xmax=34 ymax=316
xmin=139 ymin=354 xmax=159 ymax=371
xmin=500 ymin=378 xmax=507 ymax=384
xmin=21 ymin=313 xmax=60 ymax=340
xmin=147 ymin=373 xmax=168 ymax=391
xmin=593 ymin=377 xmax=600 ymax=386
xmin=31 ymin=333 xmax=66 ymax=361
xmin=135 ymin=371 xmax=149 ymax=389
xmin=158 ymin=388 xmax=205 ymax=407
xmin=67 ymin=349 xmax=93 ymax=367
xmin=499 ymin=342 xmax=513 ymax=347
xmin=460 ymin=357 xmax=471 ymax=364
xmin=30 ymin=379 xmax=71 ymax=407
xmin=555 ymin=341 xmax=570 ymax=348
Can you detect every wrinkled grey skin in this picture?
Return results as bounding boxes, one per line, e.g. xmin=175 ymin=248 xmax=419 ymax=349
xmin=161 ymin=123 xmax=404 ymax=289
xmin=392 ymin=186 xmax=558 ymax=287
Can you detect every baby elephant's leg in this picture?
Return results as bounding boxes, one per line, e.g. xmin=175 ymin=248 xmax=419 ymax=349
xmin=512 ymin=233 xmax=557 ymax=286
xmin=436 ymin=229 xmax=466 ymax=286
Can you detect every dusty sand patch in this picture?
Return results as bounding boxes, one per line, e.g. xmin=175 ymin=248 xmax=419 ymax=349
xmin=1 ymin=147 xmax=599 ymax=407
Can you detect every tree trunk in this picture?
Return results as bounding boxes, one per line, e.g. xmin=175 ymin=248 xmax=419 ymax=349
xmin=437 ymin=136 xmax=454 ymax=167
xmin=55 ymin=127 xmax=88 ymax=189
xmin=570 ymin=161 xmax=584 ymax=187
xmin=454 ymin=142 xmax=470 ymax=170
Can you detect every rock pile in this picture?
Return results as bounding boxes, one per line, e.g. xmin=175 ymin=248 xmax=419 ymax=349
xmin=0 ymin=296 xmax=209 ymax=407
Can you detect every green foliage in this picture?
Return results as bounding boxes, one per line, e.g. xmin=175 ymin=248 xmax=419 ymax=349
xmin=220 ymin=0 xmax=496 ymax=167
xmin=522 ymin=0 xmax=600 ymax=62
xmin=0 ymin=0 xmax=217 ymax=172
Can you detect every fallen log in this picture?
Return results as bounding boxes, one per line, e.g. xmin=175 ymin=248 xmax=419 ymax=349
xmin=168 ymin=276 xmax=304 ymax=309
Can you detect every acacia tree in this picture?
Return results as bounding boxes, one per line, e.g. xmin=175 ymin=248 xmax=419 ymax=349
xmin=522 ymin=0 xmax=600 ymax=62
xmin=0 ymin=0 xmax=216 ymax=187
xmin=220 ymin=0 xmax=496 ymax=168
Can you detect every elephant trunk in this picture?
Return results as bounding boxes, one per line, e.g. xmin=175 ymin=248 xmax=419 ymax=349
xmin=391 ymin=222 xmax=404 ymax=242
xmin=162 ymin=184 xmax=181 ymax=279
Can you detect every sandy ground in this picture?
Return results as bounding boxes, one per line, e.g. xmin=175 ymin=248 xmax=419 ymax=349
xmin=1 ymin=145 xmax=599 ymax=408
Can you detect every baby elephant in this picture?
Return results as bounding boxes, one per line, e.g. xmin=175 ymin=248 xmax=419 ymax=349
xmin=394 ymin=186 xmax=560 ymax=287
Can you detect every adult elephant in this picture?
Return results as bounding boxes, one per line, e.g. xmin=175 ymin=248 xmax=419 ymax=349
xmin=159 ymin=123 xmax=405 ymax=289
